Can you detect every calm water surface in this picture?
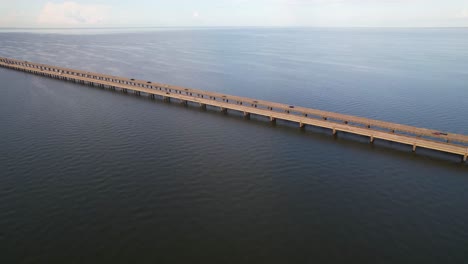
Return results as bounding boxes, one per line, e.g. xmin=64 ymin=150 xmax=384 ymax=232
xmin=0 ymin=28 xmax=467 ymax=263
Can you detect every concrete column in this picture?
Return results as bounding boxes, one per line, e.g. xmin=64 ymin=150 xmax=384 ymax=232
xmin=270 ymin=117 xmax=276 ymax=123
xmin=332 ymin=128 xmax=337 ymax=136
xmin=463 ymin=154 xmax=467 ymax=162
xmin=220 ymin=107 xmax=227 ymax=113
xmin=412 ymin=144 xmax=417 ymax=152
xmin=200 ymin=103 xmax=207 ymax=110
xmin=299 ymin=122 xmax=304 ymax=128
xmin=243 ymin=112 xmax=250 ymax=119
xmin=370 ymin=136 xmax=374 ymax=143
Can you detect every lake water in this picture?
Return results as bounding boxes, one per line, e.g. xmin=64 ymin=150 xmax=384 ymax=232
xmin=1 ymin=28 xmax=467 ymax=263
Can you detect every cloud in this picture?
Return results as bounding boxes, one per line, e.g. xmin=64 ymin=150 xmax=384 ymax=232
xmin=37 ymin=1 xmax=111 ymax=26
xmin=461 ymin=9 xmax=468 ymax=18
xmin=279 ymin=0 xmax=410 ymax=5
xmin=0 ymin=10 xmax=30 ymax=27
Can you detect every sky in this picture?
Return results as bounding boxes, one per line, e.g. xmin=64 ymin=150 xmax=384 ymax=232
xmin=0 ymin=0 xmax=467 ymax=28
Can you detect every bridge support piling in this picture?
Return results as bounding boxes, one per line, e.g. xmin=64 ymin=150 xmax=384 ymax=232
xmin=332 ymin=128 xmax=337 ymax=136
xmin=221 ymin=107 xmax=227 ymax=113
xmin=413 ymin=144 xmax=417 ymax=152
xmin=270 ymin=117 xmax=276 ymax=123
xmin=200 ymin=103 xmax=207 ymax=110
xmin=181 ymin=100 xmax=188 ymax=106
xmin=299 ymin=122 xmax=305 ymax=129
xmin=370 ymin=136 xmax=374 ymax=143
xmin=463 ymin=154 xmax=467 ymax=162
xmin=243 ymin=112 xmax=250 ymax=119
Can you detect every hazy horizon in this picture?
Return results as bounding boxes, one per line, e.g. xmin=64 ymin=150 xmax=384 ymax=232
xmin=2 ymin=26 xmax=468 ymax=29
xmin=1 ymin=0 xmax=468 ymax=28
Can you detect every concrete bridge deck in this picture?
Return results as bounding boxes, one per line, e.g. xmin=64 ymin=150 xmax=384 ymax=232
xmin=1 ymin=56 xmax=467 ymax=162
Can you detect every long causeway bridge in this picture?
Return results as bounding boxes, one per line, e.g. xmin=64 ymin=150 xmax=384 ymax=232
xmin=1 ymin=56 xmax=467 ymax=162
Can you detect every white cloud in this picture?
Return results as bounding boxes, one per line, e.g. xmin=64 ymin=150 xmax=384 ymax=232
xmin=37 ymin=1 xmax=111 ymax=26
xmin=454 ymin=8 xmax=468 ymax=18
xmin=192 ymin=11 xmax=200 ymax=18
xmin=0 ymin=10 xmax=30 ymax=27
xmin=461 ymin=9 xmax=468 ymax=18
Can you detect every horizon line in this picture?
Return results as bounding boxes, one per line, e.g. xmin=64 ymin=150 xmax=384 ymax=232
xmin=1 ymin=26 xmax=468 ymax=30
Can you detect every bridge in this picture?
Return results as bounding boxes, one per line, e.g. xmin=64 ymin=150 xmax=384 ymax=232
xmin=1 ymin=56 xmax=467 ymax=162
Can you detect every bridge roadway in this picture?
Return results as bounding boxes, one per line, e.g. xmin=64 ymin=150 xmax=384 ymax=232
xmin=1 ymin=56 xmax=467 ymax=162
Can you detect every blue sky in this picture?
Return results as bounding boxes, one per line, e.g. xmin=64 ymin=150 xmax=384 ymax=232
xmin=1 ymin=0 xmax=467 ymax=27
